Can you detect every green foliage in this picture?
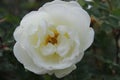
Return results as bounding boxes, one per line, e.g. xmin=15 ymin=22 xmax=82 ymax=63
xmin=0 ymin=0 xmax=120 ymax=80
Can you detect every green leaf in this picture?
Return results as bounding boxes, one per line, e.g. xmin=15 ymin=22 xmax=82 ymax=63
xmin=112 ymin=9 xmax=120 ymax=16
xmin=78 ymin=0 xmax=85 ymax=6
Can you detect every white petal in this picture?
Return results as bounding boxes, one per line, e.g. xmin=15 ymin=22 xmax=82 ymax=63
xmin=13 ymin=26 xmax=28 ymax=51
xmin=17 ymin=11 xmax=51 ymax=41
xmin=41 ymin=43 xmax=56 ymax=56
xmin=81 ymin=28 xmax=94 ymax=51
xmin=74 ymin=52 xmax=84 ymax=64
xmin=54 ymin=65 xmax=76 ymax=78
xmin=39 ymin=0 xmax=90 ymax=29
xmin=13 ymin=26 xmax=20 ymax=41
xmin=20 ymin=11 xmax=52 ymax=28
xmin=56 ymin=25 xmax=67 ymax=34
xmin=13 ymin=42 xmax=47 ymax=74
xmin=20 ymin=11 xmax=49 ymax=36
xmin=40 ymin=0 xmax=81 ymax=9
xmin=57 ymin=37 xmax=71 ymax=57
xmin=14 ymin=26 xmax=22 ymax=41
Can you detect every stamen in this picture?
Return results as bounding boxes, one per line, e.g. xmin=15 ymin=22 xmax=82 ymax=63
xmin=45 ymin=30 xmax=59 ymax=45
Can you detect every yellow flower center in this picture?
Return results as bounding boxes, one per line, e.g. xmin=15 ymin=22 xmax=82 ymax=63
xmin=45 ymin=30 xmax=59 ymax=45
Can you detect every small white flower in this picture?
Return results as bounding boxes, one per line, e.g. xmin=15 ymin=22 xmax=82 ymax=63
xmin=13 ymin=0 xmax=94 ymax=78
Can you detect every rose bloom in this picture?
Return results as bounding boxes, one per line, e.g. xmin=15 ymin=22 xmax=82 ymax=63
xmin=13 ymin=0 xmax=94 ymax=78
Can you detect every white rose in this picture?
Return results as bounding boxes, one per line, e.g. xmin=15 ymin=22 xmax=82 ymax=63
xmin=13 ymin=0 xmax=94 ymax=78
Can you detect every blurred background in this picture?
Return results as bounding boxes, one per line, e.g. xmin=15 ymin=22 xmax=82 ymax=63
xmin=0 ymin=0 xmax=120 ymax=80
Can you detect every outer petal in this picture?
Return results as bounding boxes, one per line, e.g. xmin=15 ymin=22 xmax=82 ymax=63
xmin=54 ymin=65 xmax=76 ymax=78
xmin=80 ymin=28 xmax=94 ymax=51
xmin=39 ymin=0 xmax=90 ymax=30
xmin=14 ymin=26 xmax=21 ymax=41
xmin=13 ymin=42 xmax=47 ymax=74
xmin=41 ymin=0 xmax=81 ymax=9
xmin=20 ymin=11 xmax=50 ymax=27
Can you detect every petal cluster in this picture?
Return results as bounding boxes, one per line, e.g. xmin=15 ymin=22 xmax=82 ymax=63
xmin=13 ymin=0 xmax=94 ymax=78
